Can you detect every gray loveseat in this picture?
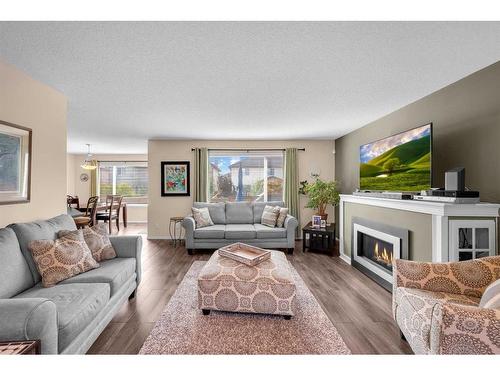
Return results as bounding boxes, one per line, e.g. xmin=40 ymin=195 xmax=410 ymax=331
xmin=0 ymin=214 xmax=142 ymax=354
xmin=182 ymin=201 xmax=298 ymax=255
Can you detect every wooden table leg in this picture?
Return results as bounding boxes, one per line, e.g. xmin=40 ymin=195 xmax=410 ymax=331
xmin=123 ymin=204 xmax=128 ymax=228
xmin=302 ymin=230 xmax=306 ymax=252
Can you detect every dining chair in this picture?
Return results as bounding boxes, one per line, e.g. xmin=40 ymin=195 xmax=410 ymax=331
xmin=73 ymin=196 xmax=99 ymax=229
xmin=66 ymin=195 xmax=80 ymax=209
xmin=96 ymin=195 xmax=123 ymax=233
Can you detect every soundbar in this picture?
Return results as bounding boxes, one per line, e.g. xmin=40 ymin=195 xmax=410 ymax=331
xmin=353 ymin=191 xmax=413 ymax=200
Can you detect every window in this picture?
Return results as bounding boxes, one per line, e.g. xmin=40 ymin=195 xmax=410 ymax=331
xmin=98 ymin=161 xmax=148 ymax=204
xmin=208 ymin=150 xmax=284 ymax=203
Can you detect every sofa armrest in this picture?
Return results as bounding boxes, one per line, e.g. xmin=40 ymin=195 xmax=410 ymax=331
xmin=393 ymin=257 xmax=500 ymax=297
xmin=181 ymin=216 xmax=196 ymax=249
xmin=284 ymin=215 xmax=298 ymax=248
xmin=432 ymin=303 xmax=500 ymax=354
xmin=0 ymin=298 xmax=58 ymax=354
xmin=109 ymin=235 xmax=142 ymax=285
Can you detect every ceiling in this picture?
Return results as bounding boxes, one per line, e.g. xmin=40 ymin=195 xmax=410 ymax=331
xmin=1 ymin=22 xmax=500 ymax=154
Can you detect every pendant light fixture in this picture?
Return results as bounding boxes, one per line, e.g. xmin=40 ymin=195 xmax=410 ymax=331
xmin=81 ymin=143 xmax=97 ymax=170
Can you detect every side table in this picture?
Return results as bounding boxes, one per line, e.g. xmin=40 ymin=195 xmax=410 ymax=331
xmin=302 ymin=222 xmax=338 ymax=256
xmin=0 ymin=340 xmax=40 ymax=355
xmin=169 ymin=216 xmax=184 ymax=247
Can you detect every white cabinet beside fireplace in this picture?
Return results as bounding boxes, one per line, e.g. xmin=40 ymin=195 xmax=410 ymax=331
xmin=339 ymin=194 xmax=500 ymax=264
xmin=448 ymin=219 xmax=496 ymax=262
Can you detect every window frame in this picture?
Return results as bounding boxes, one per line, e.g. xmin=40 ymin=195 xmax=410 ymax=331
xmin=207 ymin=150 xmax=284 ymax=203
xmin=98 ymin=161 xmax=148 ymax=204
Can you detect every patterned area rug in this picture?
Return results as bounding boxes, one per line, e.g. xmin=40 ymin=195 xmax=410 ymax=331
xmin=140 ymin=261 xmax=351 ymax=354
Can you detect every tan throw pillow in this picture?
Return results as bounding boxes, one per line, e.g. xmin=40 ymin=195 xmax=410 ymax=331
xmin=276 ymin=207 xmax=289 ymax=228
xmin=261 ymin=205 xmax=281 ymax=227
xmin=59 ymin=224 xmax=117 ymax=262
xmin=192 ymin=207 xmax=214 ymax=228
xmin=29 ymin=230 xmax=99 ymax=287
xmin=82 ymin=224 xmax=117 ymax=262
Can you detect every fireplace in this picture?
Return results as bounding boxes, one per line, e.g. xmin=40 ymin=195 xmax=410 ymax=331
xmin=351 ymin=217 xmax=409 ymax=291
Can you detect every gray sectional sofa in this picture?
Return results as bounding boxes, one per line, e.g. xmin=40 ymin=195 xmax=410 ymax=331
xmin=182 ymin=201 xmax=298 ymax=255
xmin=0 ymin=214 xmax=142 ymax=354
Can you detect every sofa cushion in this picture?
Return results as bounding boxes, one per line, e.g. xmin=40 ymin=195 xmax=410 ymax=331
xmin=0 ymin=228 xmax=34 ymax=298
xmin=226 ymin=202 xmax=253 ymax=224
xmin=225 ymin=224 xmax=256 ymax=239
xmin=15 ymin=282 xmax=110 ymax=352
xmin=60 ymin=258 xmax=136 ymax=296
xmin=194 ymin=225 xmax=226 ymax=239
xmin=254 ymin=224 xmax=287 ymax=239
xmin=253 ymin=201 xmax=284 ymax=223
xmin=193 ymin=202 xmax=226 ymax=224
xmin=9 ymin=214 xmax=77 ymax=284
xmin=28 ymin=230 xmax=100 ymax=287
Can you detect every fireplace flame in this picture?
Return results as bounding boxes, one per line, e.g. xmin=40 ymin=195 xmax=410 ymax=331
xmin=374 ymin=242 xmax=393 ymax=266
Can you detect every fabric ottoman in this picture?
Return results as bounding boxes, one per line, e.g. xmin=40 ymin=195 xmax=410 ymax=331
xmin=198 ymin=249 xmax=296 ymax=318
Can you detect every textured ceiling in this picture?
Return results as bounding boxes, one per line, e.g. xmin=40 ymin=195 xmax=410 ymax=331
xmin=1 ymin=22 xmax=500 ymax=154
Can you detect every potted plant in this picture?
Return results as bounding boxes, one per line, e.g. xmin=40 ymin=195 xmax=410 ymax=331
xmin=304 ymin=178 xmax=340 ymax=222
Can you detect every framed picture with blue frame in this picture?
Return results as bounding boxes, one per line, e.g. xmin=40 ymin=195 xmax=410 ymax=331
xmin=161 ymin=161 xmax=190 ymax=196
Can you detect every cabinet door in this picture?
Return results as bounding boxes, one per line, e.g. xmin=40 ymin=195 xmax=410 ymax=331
xmin=449 ymin=220 xmax=496 ymax=262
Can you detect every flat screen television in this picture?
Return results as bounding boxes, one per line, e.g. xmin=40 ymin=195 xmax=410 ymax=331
xmin=359 ymin=123 xmax=432 ymax=192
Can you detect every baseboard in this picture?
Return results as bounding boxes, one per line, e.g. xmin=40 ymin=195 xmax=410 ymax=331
xmin=147 ymin=235 xmax=171 ymax=240
xmin=339 ymin=253 xmax=351 ymax=265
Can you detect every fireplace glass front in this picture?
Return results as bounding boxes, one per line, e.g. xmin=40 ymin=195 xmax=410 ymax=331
xmin=357 ymin=232 xmax=395 ymax=272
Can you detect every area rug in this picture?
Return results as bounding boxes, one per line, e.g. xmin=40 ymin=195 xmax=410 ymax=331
xmin=139 ymin=261 xmax=350 ymax=354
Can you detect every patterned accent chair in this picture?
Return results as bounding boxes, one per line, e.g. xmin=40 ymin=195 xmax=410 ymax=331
xmin=392 ymin=256 xmax=500 ymax=354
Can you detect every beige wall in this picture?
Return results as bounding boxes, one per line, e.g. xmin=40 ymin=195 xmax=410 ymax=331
xmin=66 ymin=154 xmax=76 ymax=196
xmin=148 ymin=139 xmax=336 ymax=238
xmin=67 ymin=153 xmax=148 ymax=223
xmin=0 ymin=60 xmax=67 ymax=227
xmin=343 ymin=202 xmax=433 ymax=262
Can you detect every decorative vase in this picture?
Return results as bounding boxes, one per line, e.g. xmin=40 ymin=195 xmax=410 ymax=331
xmin=320 ymin=213 xmax=328 ymax=221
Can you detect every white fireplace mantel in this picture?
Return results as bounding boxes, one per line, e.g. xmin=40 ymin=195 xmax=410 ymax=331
xmin=339 ymin=194 xmax=500 ymax=264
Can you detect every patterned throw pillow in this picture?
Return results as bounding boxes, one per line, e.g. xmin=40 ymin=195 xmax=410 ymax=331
xmin=59 ymin=224 xmax=117 ymax=262
xmin=83 ymin=224 xmax=117 ymax=262
xmin=261 ymin=205 xmax=281 ymax=227
xmin=276 ymin=207 xmax=289 ymax=228
xmin=479 ymin=279 xmax=500 ymax=309
xmin=29 ymin=230 xmax=99 ymax=287
xmin=192 ymin=207 xmax=214 ymax=228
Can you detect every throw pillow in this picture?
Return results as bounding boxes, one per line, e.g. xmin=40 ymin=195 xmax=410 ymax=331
xmin=60 ymin=224 xmax=117 ymax=262
xmin=276 ymin=207 xmax=289 ymax=228
xmin=261 ymin=205 xmax=281 ymax=227
xmin=29 ymin=230 xmax=99 ymax=287
xmin=192 ymin=207 xmax=214 ymax=228
xmin=479 ymin=279 xmax=500 ymax=309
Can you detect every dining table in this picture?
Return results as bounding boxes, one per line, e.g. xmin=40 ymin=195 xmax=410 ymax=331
xmin=67 ymin=202 xmax=128 ymax=227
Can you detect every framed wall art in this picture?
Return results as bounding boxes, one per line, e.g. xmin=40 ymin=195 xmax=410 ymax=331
xmin=0 ymin=120 xmax=32 ymax=205
xmin=161 ymin=161 xmax=190 ymax=196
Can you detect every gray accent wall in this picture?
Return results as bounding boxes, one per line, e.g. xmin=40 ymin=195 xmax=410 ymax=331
xmin=344 ymin=202 xmax=433 ymax=261
xmin=335 ymin=61 xmax=500 ymax=202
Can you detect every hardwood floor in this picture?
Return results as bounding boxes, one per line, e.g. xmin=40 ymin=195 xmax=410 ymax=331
xmin=88 ymin=224 xmax=412 ymax=354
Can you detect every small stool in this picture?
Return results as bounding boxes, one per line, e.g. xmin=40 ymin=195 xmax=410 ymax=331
xmin=73 ymin=216 xmax=91 ymax=229
xmin=169 ymin=216 xmax=184 ymax=246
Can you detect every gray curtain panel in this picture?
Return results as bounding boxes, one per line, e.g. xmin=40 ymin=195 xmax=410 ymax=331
xmin=194 ymin=147 xmax=208 ymax=202
xmin=284 ymin=148 xmax=300 ymax=238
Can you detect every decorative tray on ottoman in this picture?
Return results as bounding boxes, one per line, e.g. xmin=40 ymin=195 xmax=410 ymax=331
xmin=218 ymin=242 xmax=271 ymax=266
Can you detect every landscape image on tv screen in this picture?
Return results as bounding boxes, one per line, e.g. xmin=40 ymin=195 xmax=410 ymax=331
xmin=359 ymin=123 xmax=432 ymax=192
